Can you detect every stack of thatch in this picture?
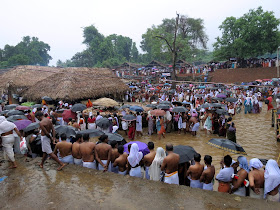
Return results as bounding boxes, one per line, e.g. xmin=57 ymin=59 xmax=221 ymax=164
xmin=23 ymin=67 xmax=128 ymax=101
xmin=92 ymin=97 xmax=119 ymax=107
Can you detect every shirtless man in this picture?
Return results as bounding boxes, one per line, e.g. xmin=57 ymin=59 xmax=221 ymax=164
xmin=190 ymin=116 xmax=199 ymax=136
xmin=72 ymin=133 xmax=83 ymax=166
xmin=110 ymin=140 xmax=119 ymax=173
xmin=200 ymin=155 xmax=215 ymax=191
xmin=143 ymin=142 xmax=156 ymax=180
xmin=35 ymin=111 xmax=66 ymax=171
xmin=95 ymin=134 xmax=112 ymax=172
xmin=161 ymin=143 xmax=180 ymax=185
xmin=54 ymin=133 xmax=73 ymax=164
xmin=113 ymin=145 xmax=128 ymax=175
xmin=80 ymin=133 xmax=96 ymax=169
xmin=187 ymin=153 xmax=204 ymax=189
xmin=248 ymin=158 xmax=264 ymax=199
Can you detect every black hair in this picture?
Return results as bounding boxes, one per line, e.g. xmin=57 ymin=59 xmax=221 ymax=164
xmin=128 ymin=144 xmax=132 ymax=152
xmin=194 ymin=153 xmax=201 ymax=162
xmin=110 ymin=140 xmax=118 ymax=148
xmin=224 ymin=155 xmax=232 ymax=167
xmin=204 ymin=155 xmax=212 ymax=165
xmin=118 ymin=145 xmax=124 ymax=154
xmin=147 ymin=141 xmax=154 ymax=150
xmin=76 ymin=133 xmax=82 ymax=140
xmin=61 ymin=133 xmax=67 ymax=141
xmin=166 ymin=144 xmax=173 ymax=151
xmin=68 ymin=118 xmax=72 ymax=121
xmin=99 ymin=134 xmax=108 ymax=142
xmin=35 ymin=111 xmax=43 ymax=117
xmin=228 ymin=117 xmax=232 ymax=122
xmin=83 ymin=133 xmax=89 ymax=142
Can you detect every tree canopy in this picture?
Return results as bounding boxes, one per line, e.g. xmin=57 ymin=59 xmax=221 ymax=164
xmin=213 ymin=7 xmax=280 ymax=60
xmin=0 ymin=36 xmax=52 ymax=68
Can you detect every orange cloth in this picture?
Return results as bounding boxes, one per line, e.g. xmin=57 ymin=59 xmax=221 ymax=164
xmin=42 ymin=99 xmax=47 ymax=105
xmin=218 ymin=182 xmax=230 ymax=193
xmin=86 ymin=100 xmax=93 ymax=108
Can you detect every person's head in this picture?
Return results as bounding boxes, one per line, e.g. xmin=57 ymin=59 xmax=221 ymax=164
xmin=76 ymin=133 xmax=82 ymax=142
xmin=27 ymin=110 xmax=31 ymax=113
xmin=68 ymin=118 xmax=72 ymax=122
xmin=35 ymin=111 xmax=44 ymax=121
xmin=224 ymin=155 xmax=232 ymax=167
xmin=137 ymin=112 xmax=140 ymax=115
xmin=147 ymin=141 xmax=154 ymax=150
xmin=61 ymin=133 xmax=67 ymax=141
xmin=204 ymin=155 xmax=212 ymax=165
xmin=97 ymin=112 xmax=100 ymax=116
xmin=227 ymin=117 xmax=232 ymax=122
xmin=118 ymin=145 xmax=124 ymax=154
xmin=110 ymin=140 xmax=118 ymax=148
xmin=83 ymin=133 xmax=89 ymax=142
xmin=99 ymin=134 xmax=108 ymax=143
xmin=128 ymin=144 xmax=132 ymax=152
xmin=72 ymin=118 xmax=75 ymax=123
xmin=166 ymin=143 xmax=173 ymax=152
xmin=194 ymin=153 xmax=201 ymax=162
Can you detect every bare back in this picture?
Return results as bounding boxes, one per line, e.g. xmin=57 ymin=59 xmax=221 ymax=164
xmin=40 ymin=118 xmax=53 ymax=136
xmin=72 ymin=142 xmax=82 ymax=159
xmin=114 ymin=153 xmax=128 ymax=172
xmin=54 ymin=141 xmax=72 ymax=157
xmin=143 ymin=150 xmax=156 ymax=167
xmin=80 ymin=142 xmax=95 ymax=162
xmin=187 ymin=162 xmax=204 ymax=180
xmin=161 ymin=152 xmax=180 ymax=174
xmin=200 ymin=166 xmax=215 ymax=184
xmin=95 ymin=143 xmax=112 ymax=160
xmin=249 ymin=169 xmax=264 ymax=188
xmin=111 ymin=148 xmax=119 ymax=163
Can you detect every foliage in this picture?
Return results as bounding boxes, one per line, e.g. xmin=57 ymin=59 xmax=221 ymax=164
xmin=213 ymin=7 xmax=280 ymax=60
xmin=0 ymin=36 xmax=52 ymax=68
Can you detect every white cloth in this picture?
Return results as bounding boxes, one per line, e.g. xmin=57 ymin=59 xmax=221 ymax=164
xmin=128 ymin=143 xmax=143 ymax=167
xmin=249 ymin=158 xmax=263 ymax=170
xmin=0 ymin=116 xmax=7 ymax=124
xmin=41 ymin=135 xmax=53 ymax=154
xmin=192 ymin=122 xmax=200 ymax=132
xmin=203 ymin=183 xmax=213 ymax=191
xmin=216 ymin=167 xmax=234 ymax=182
xmin=164 ymin=171 xmax=179 ymax=185
xmin=264 ymin=159 xmax=280 ymax=199
xmin=0 ymin=121 xmax=16 ymax=134
xmin=249 ymin=188 xmax=264 ymax=199
xmin=88 ymin=123 xmax=96 ymax=129
xmin=74 ymin=158 xmax=83 ymax=166
xmin=83 ymin=160 xmax=96 ymax=169
xmin=136 ymin=115 xmax=142 ymax=131
xmin=233 ymin=186 xmax=246 ymax=196
xmin=129 ymin=166 xmax=142 ymax=178
xmin=96 ymin=115 xmax=103 ymax=121
xmin=266 ymin=192 xmax=280 ymax=202
xmin=149 ymin=147 xmax=166 ymax=181
xmin=118 ymin=170 xmax=126 ymax=175
xmin=98 ymin=160 xmax=111 ymax=172
xmin=2 ymin=134 xmax=15 ymax=162
xmin=190 ymin=179 xmax=203 ymax=189
xmin=122 ymin=121 xmax=128 ymax=130
xmin=59 ymin=154 xmax=74 ymax=164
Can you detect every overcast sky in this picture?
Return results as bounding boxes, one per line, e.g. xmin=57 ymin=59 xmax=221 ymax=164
xmin=1 ymin=0 xmax=279 ymax=66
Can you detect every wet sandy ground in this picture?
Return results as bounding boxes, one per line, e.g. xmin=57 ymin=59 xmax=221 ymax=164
xmin=1 ymin=155 xmax=280 ymax=210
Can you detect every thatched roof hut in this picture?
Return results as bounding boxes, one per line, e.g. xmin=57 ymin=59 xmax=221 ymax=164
xmin=23 ymin=67 xmax=128 ymax=101
xmin=0 ymin=65 xmax=62 ymax=91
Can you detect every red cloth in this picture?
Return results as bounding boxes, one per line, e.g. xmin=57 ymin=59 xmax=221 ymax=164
xmin=267 ymin=96 xmax=274 ymax=111
xmin=128 ymin=126 xmax=135 ymax=140
xmin=88 ymin=117 xmax=96 ymax=123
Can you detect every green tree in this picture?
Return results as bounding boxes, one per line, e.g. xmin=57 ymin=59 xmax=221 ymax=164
xmin=213 ymin=7 xmax=280 ymax=60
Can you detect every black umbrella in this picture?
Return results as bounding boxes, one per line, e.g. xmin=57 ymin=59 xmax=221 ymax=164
xmin=4 ymin=104 xmax=18 ymax=110
xmin=172 ymin=101 xmax=183 ymax=106
xmin=199 ymin=103 xmax=213 ymax=109
xmin=7 ymin=110 xmax=24 ymax=116
xmin=157 ymin=104 xmax=170 ymax=110
xmin=71 ymin=103 xmax=87 ymax=112
xmin=208 ymin=138 xmax=247 ymax=155
xmin=42 ymin=96 xmax=52 ymax=102
xmin=159 ymin=101 xmax=171 ymax=105
xmin=54 ymin=125 xmax=77 ymax=138
xmin=146 ymin=104 xmax=157 ymax=108
xmin=119 ymin=104 xmax=131 ymax=110
xmin=77 ymin=129 xmax=104 ymax=138
xmin=211 ymin=103 xmax=224 ymax=108
xmin=173 ymin=145 xmax=198 ymax=164
xmin=215 ymin=109 xmax=228 ymax=115
xmin=31 ymin=104 xmax=43 ymax=109
xmin=211 ymin=97 xmax=223 ymax=101
xmin=122 ymin=114 xmax=136 ymax=121
xmin=96 ymin=118 xmax=111 ymax=129
xmin=104 ymin=132 xmax=127 ymax=145
xmin=171 ymin=106 xmax=188 ymax=113
xmin=0 ymin=110 xmax=9 ymax=115
xmin=23 ymin=122 xmax=40 ymax=132
xmin=56 ymin=109 xmax=67 ymax=114
xmin=182 ymin=101 xmax=192 ymax=105
xmin=7 ymin=115 xmax=28 ymax=122
xmin=225 ymin=98 xmax=238 ymax=103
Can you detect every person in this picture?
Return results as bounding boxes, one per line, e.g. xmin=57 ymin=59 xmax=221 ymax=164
xmin=200 ymin=155 xmax=215 ymax=191
xmin=54 ymin=133 xmax=74 ymax=164
xmin=86 ymin=99 xmax=93 ymax=108
xmin=161 ymin=143 xmax=180 ymax=185
xmin=80 ymin=133 xmax=96 ymax=169
xmin=121 ymin=119 xmax=128 ymax=136
xmin=95 ymin=134 xmax=112 ymax=172
xmin=35 ymin=112 xmax=66 ymax=171
xmin=230 ymin=156 xmax=249 ymax=196
xmin=187 ymin=153 xmax=204 ymax=189
xmin=264 ymin=159 xmax=280 ymax=202
xmin=244 ymin=97 xmax=252 ymax=114
xmin=128 ymin=121 xmax=135 ymax=140
xmin=110 ymin=140 xmax=119 ymax=173
xmin=149 ymin=147 xmax=166 ymax=181
xmin=216 ymin=155 xmax=234 ymax=193
xmin=87 ymin=113 xmax=96 ymax=129
xmin=266 ymin=95 xmax=274 ymax=111
xmin=165 ymin=111 xmax=172 ymax=133
xmin=190 ymin=116 xmax=199 ymax=136
xmin=113 ymin=145 xmax=128 ymax=175
xmin=72 ymin=133 xmax=83 ymax=166
xmin=143 ymin=142 xmax=156 ymax=180
xmin=248 ymin=158 xmax=264 ymax=199
xmin=226 ymin=117 xmax=236 ymax=143
xmin=0 ymin=116 xmax=23 ymax=169
xmin=136 ymin=112 xmax=143 ymax=136
xmin=204 ymin=111 xmax=212 ymax=134
xmin=158 ymin=116 xmax=166 ymax=140
xmin=127 ymin=143 xmax=143 ymax=178
xmin=147 ymin=112 xmax=154 ymax=135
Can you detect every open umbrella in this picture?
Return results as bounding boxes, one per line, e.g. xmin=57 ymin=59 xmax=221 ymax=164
xmin=96 ymin=118 xmax=111 ymax=129
xmin=77 ymin=129 xmax=104 ymax=138
xmin=146 ymin=104 xmax=157 ymax=108
xmin=159 ymin=101 xmax=171 ymax=105
xmin=7 ymin=110 xmax=24 ymax=116
xmin=31 ymin=104 xmax=43 ymax=109
xmin=215 ymin=109 xmax=228 ymax=115
xmin=208 ymin=138 xmax=247 ymax=155
xmin=225 ymin=98 xmax=238 ymax=103
xmin=71 ymin=103 xmax=87 ymax=112
xmin=42 ymin=96 xmax=52 ymax=102
xmin=4 ymin=104 xmax=18 ymax=110
xmin=199 ymin=103 xmax=213 ymax=109
xmin=157 ymin=104 xmax=170 ymax=110
xmin=211 ymin=103 xmax=224 ymax=108
xmin=173 ymin=145 xmax=198 ymax=164
xmin=54 ymin=125 xmax=77 ymax=138
xmin=217 ymin=94 xmax=227 ymax=98
xmin=129 ymin=105 xmax=144 ymax=112
xmin=182 ymin=101 xmax=192 ymax=105
xmin=150 ymin=109 xmax=166 ymax=116
xmin=124 ymin=141 xmax=150 ymax=156
xmin=56 ymin=109 xmax=67 ymax=114
xmin=171 ymin=106 xmax=188 ymax=113
xmin=104 ymin=132 xmax=126 ymax=144
xmin=122 ymin=114 xmax=136 ymax=121
xmin=119 ymin=104 xmax=131 ymax=110
xmin=16 ymin=106 xmax=31 ymax=111
xmin=172 ymin=101 xmax=183 ymax=106
xmin=7 ymin=115 xmax=28 ymax=122
xmin=62 ymin=109 xmax=77 ymax=123
xmin=0 ymin=110 xmax=9 ymax=115
xmin=23 ymin=122 xmax=40 ymax=132
xmin=14 ymin=120 xmax=32 ymax=131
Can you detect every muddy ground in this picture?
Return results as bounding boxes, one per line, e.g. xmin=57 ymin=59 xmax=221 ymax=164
xmin=1 ymin=154 xmax=280 ymax=210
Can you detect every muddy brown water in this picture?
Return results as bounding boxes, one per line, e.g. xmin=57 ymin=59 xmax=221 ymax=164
xmin=1 ymin=106 xmax=280 ymax=209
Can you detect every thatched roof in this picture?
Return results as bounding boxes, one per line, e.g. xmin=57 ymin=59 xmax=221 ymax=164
xmin=23 ymin=67 xmax=128 ymax=101
xmin=92 ymin=97 xmax=119 ymax=107
xmin=0 ymin=65 xmax=62 ymax=90
xmin=145 ymin=60 xmax=167 ymax=68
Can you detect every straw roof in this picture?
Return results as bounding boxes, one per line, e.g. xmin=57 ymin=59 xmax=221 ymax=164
xmin=0 ymin=65 xmax=62 ymax=90
xmin=92 ymin=97 xmax=119 ymax=107
xmin=23 ymin=67 xmax=128 ymax=101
